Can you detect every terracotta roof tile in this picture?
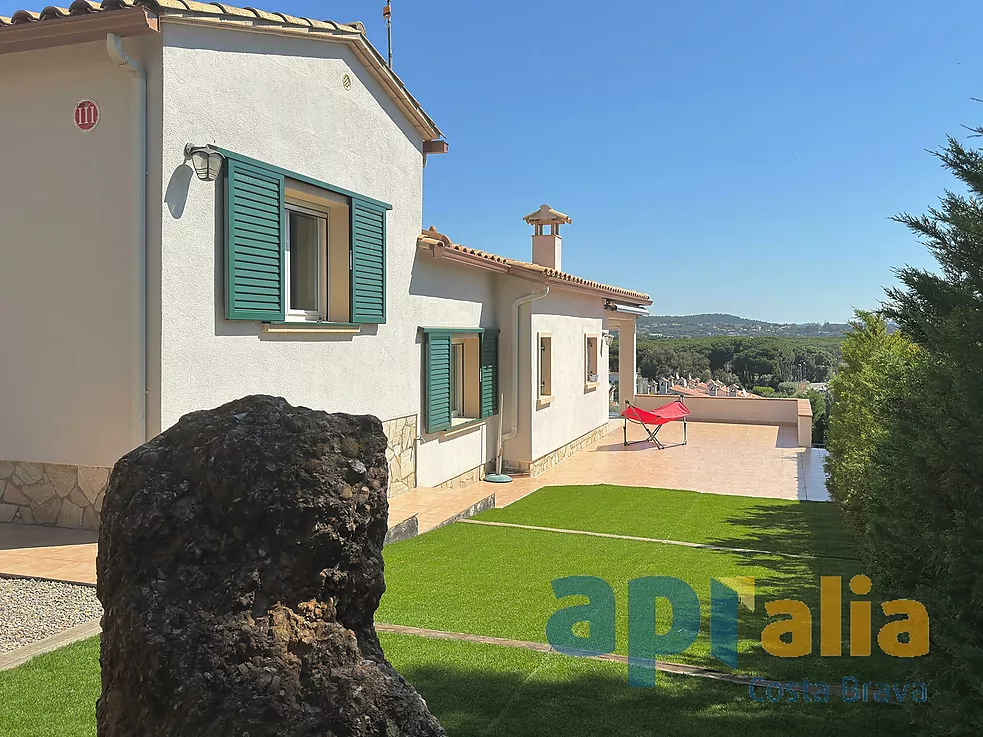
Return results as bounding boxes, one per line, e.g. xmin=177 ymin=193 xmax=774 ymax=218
xmin=241 ymin=6 xmax=279 ymax=22
xmin=9 ymin=9 xmax=42 ymax=21
xmin=65 ymin=0 xmax=98 ymax=14
xmin=180 ymin=1 xmax=225 ymax=14
xmin=38 ymin=6 xmax=72 ymax=19
xmin=2 ymin=0 xmax=368 ymax=45
xmin=418 ymin=227 xmax=651 ymax=304
xmin=208 ymin=3 xmax=255 ymax=17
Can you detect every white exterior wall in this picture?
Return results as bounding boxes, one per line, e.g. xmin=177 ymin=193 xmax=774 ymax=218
xmin=157 ymin=23 xmax=500 ymax=487
xmin=0 ymin=21 xmax=635 ymax=495
xmin=159 ymin=23 xmax=422 ymax=428
xmin=411 ymin=256 xmax=499 ymax=487
xmin=528 ymin=290 xmax=609 ymax=460
xmin=0 ymin=38 xmax=155 ymax=467
xmin=495 ymin=279 xmax=610 ymax=467
xmin=496 ymin=278 xmax=535 ymax=466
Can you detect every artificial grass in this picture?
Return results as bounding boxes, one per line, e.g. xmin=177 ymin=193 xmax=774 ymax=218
xmin=379 ymin=520 xmax=908 ymax=684
xmin=0 ymin=486 xmax=919 ymax=735
xmin=0 ymin=633 xmax=913 ymax=737
xmin=381 ymin=633 xmax=913 ymax=737
xmin=0 ymin=636 xmax=99 ymax=737
xmin=475 ymin=484 xmax=859 ymax=560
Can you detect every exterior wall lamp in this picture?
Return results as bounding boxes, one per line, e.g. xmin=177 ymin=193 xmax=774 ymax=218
xmin=184 ymin=144 xmax=225 ymax=181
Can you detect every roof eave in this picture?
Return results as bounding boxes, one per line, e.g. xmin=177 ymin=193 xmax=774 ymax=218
xmin=349 ymin=33 xmax=443 ymax=142
xmin=419 ymin=239 xmax=651 ymax=306
xmin=0 ymin=6 xmax=158 ymax=55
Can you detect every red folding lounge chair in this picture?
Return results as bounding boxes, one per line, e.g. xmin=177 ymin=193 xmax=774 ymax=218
xmin=621 ymin=400 xmax=691 ymax=449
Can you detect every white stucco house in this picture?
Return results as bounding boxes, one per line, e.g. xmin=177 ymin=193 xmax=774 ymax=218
xmin=0 ymin=0 xmax=651 ymax=531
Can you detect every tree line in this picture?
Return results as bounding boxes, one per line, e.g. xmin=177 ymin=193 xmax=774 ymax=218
xmin=612 ymin=336 xmax=842 ymax=388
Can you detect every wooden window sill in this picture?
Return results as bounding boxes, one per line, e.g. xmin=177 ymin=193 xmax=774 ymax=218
xmin=442 ymin=417 xmax=486 ymax=437
xmin=263 ymin=321 xmax=361 ymax=334
xmin=537 ymin=395 xmax=554 ymax=409
xmin=584 ymin=382 xmax=598 ymax=392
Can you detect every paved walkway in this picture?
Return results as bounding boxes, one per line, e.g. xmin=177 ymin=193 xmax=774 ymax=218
xmin=0 ymin=420 xmax=828 ymax=586
xmin=387 ymin=485 xmax=495 ymax=537
xmin=0 ymin=524 xmax=97 ymax=585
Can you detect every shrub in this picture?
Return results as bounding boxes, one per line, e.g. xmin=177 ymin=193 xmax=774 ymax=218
xmin=826 ymin=129 xmax=983 ymax=734
xmin=776 ymin=381 xmax=799 ymax=396
xmin=825 ymin=312 xmax=915 ymax=519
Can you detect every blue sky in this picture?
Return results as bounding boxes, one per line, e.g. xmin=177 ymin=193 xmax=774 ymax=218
xmin=8 ymin=0 xmax=981 ymax=322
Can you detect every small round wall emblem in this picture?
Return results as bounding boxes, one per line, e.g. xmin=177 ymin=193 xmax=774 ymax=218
xmin=342 ymin=74 xmax=352 ymax=91
xmin=74 ymin=99 xmax=100 ymax=132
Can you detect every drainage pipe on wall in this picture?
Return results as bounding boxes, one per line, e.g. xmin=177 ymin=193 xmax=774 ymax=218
xmin=494 ymin=286 xmax=550 ymax=476
xmin=107 ymin=33 xmax=148 ymax=448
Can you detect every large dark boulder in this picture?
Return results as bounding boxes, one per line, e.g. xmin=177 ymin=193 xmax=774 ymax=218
xmin=96 ymin=395 xmax=445 ymax=737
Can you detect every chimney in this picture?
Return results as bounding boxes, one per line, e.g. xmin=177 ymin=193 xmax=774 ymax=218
xmin=523 ymin=204 xmax=571 ymax=271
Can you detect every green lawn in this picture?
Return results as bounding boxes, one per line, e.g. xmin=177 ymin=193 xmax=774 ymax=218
xmin=0 ymin=637 xmax=100 ymax=737
xmin=378 ymin=513 xmax=902 ymax=683
xmin=0 ymin=633 xmax=911 ymax=737
xmin=476 ymin=484 xmax=858 ymax=560
xmin=0 ymin=485 xmax=927 ymax=735
xmin=383 ymin=633 xmax=911 ymax=737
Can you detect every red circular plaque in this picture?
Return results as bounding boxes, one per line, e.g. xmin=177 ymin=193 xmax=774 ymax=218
xmin=74 ymin=99 xmax=99 ymax=132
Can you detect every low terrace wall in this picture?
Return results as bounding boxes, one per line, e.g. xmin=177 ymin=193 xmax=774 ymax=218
xmin=633 ymin=394 xmax=813 ymax=448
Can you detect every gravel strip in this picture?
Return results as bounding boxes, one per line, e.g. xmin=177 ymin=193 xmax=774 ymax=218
xmin=0 ymin=577 xmax=102 ymax=654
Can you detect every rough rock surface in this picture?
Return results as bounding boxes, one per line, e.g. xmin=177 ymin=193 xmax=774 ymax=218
xmin=96 ymin=395 xmax=445 ymax=737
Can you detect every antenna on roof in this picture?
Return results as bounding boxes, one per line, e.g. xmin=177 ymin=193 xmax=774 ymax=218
xmin=383 ymin=2 xmax=393 ymax=68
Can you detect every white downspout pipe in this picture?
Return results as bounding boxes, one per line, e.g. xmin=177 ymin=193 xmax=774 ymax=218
xmin=107 ymin=33 xmax=148 ymax=448
xmin=495 ymin=286 xmax=550 ymax=475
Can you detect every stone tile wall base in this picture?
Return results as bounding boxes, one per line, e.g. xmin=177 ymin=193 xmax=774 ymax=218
xmin=437 ymin=461 xmax=496 ymax=490
xmin=0 ymin=461 xmax=110 ymax=531
xmin=384 ymin=514 xmax=419 ymax=546
xmin=437 ymin=424 xmax=611 ymax=488
xmin=513 ymin=423 xmax=612 ymax=479
xmin=382 ymin=414 xmax=418 ymax=497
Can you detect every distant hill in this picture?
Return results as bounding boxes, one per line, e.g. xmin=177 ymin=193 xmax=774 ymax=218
xmin=638 ymin=313 xmax=851 ymax=339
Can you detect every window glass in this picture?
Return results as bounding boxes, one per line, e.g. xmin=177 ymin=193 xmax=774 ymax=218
xmin=288 ymin=210 xmax=321 ymax=313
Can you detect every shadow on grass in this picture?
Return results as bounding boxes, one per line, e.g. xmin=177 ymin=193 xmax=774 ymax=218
xmin=708 ymin=500 xmax=859 ymax=560
xmin=702 ymin=502 xmax=929 ymax=686
xmin=398 ymin=655 xmax=913 ymax=737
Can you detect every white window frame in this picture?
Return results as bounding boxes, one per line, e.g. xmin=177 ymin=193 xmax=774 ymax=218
xmin=585 ymin=334 xmax=599 ymax=387
xmin=284 ymin=201 xmax=329 ymax=322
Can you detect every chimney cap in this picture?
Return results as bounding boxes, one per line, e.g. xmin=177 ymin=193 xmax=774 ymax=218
xmin=523 ymin=204 xmax=572 ymax=226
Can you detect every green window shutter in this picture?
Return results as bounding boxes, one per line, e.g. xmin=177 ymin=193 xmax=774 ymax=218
xmin=351 ymin=198 xmax=386 ymax=324
xmin=480 ymin=330 xmax=500 ymax=418
xmin=425 ymin=331 xmax=453 ymax=433
xmin=225 ymin=158 xmax=285 ymax=321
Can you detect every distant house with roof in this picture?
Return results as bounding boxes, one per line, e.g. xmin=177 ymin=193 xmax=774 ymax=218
xmin=0 ymin=0 xmax=650 ymax=530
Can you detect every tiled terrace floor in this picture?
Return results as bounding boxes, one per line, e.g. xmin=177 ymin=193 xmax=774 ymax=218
xmin=387 ymin=485 xmax=495 ymax=537
xmin=0 ymin=420 xmax=828 ymax=586
xmin=0 ymin=524 xmax=97 ymax=585
xmin=485 ymin=420 xmax=829 ymax=507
